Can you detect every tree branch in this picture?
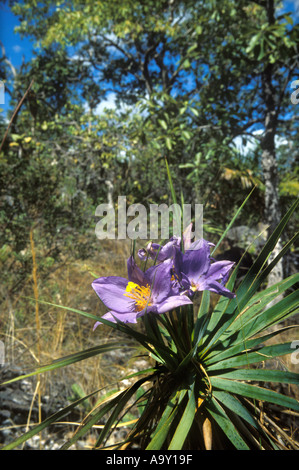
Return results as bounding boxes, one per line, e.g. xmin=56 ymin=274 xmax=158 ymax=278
xmin=0 ymin=41 xmax=17 ymax=79
xmin=0 ymin=78 xmax=34 ymax=153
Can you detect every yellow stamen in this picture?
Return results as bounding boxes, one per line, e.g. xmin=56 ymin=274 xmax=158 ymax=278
xmin=171 ymin=265 xmax=179 ymax=282
xmin=124 ymin=282 xmax=152 ymax=312
xmin=190 ymin=281 xmax=197 ymax=292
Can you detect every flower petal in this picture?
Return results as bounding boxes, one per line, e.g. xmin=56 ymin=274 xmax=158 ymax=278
xmin=91 ymin=276 xmax=134 ymax=313
xmin=180 ymin=238 xmax=211 ymax=280
xmin=93 ymin=309 xmax=139 ymax=328
xmin=183 ymin=223 xmax=193 ymax=251
xmin=205 ymin=260 xmax=235 ymax=282
xmin=201 ymin=280 xmax=236 ymax=299
xmin=156 ymin=294 xmax=193 ymax=314
xmin=147 ymin=259 xmax=176 ymax=302
xmin=127 ymin=255 xmax=147 ymax=285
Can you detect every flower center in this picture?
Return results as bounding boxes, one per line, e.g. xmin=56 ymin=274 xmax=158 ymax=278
xmin=124 ymin=282 xmax=152 ymax=312
xmin=171 ymin=264 xmax=180 ymax=283
xmin=190 ymin=281 xmax=198 ymax=292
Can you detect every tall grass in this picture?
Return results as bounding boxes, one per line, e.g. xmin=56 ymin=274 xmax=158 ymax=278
xmin=0 ymin=238 xmax=134 ymax=448
xmin=29 ymin=229 xmax=42 ymax=438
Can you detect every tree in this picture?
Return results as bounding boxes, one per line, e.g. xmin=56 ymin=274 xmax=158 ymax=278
xmin=243 ymin=0 xmax=299 ymax=287
xmin=5 ymin=0 xmax=299 ymax=253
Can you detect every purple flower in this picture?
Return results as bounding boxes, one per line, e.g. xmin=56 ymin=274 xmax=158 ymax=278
xmin=138 ymin=237 xmax=181 ymax=262
xmin=177 ymin=239 xmax=236 ymax=299
xmin=137 ymin=227 xmax=236 ymax=299
xmin=92 ymin=255 xmax=192 ymax=327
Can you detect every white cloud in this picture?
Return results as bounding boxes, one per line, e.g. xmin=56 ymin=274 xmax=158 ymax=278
xmin=12 ymin=45 xmax=22 ymax=53
xmin=82 ymin=92 xmax=117 ymax=116
xmin=233 ymin=130 xmax=263 ymax=155
xmin=94 ymin=92 xmax=117 ymax=114
xmin=91 ymin=92 xmax=145 ymax=116
xmin=233 ymin=129 xmax=289 ymax=156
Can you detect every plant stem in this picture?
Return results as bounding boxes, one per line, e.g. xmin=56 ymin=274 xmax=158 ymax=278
xmin=29 ymin=228 xmax=42 ymax=448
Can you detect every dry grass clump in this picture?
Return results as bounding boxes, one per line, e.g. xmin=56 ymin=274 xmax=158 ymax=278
xmin=0 ymin=238 xmax=137 ymax=424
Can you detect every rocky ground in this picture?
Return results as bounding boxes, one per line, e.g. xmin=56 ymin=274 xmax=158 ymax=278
xmin=0 ymin=365 xmax=84 ymax=449
xmin=0 ymin=354 xmax=149 ymax=450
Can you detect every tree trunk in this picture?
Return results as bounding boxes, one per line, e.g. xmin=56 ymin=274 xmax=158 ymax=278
xmin=261 ymin=65 xmax=280 ymax=234
xmin=261 ymin=120 xmax=283 ymax=290
xmin=261 ymin=0 xmax=283 ymax=299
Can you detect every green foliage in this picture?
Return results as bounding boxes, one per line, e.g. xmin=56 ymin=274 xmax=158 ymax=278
xmin=2 ymin=0 xmax=298 ymax=257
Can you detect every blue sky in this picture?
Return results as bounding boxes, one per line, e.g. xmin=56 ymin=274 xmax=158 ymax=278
xmin=0 ymin=2 xmax=34 ymax=113
xmin=0 ymin=0 xmax=298 ymax=116
xmin=0 ymin=2 xmax=33 ymax=67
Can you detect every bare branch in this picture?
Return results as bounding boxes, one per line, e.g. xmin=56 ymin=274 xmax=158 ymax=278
xmin=0 ymin=78 xmax=35 ymax=153
xmin=0 ymin=41 xmax=17 ymax=79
